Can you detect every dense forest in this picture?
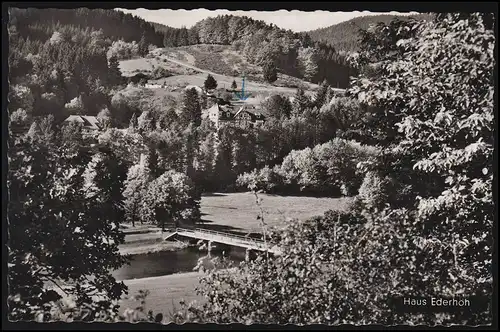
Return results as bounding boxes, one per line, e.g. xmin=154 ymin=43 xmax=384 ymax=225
xmin=306 ymin=13 xmax=434 ymax=53
xmin=9 ymin=8 xmax=164 ymax=46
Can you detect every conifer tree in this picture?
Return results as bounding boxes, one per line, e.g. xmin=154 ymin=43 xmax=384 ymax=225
xmin=204 ymin=74 xmax=218 ymax=90
xmin=180 ymin=88 xmax=202 ymax=127
xmin=314 ymin=80 xmax=330 ymax=108
xmin=147 ymin=144 xmax=161 ymax=179
xmin=138 ymin=33 xmax=148 ymax=57
xmin=108 ymin=55 xmax=123 ymax=87
xmin=292 ymin=87 xmax=310 ymax=115
xmin=263 ymin=61 xmax=278 ymax=83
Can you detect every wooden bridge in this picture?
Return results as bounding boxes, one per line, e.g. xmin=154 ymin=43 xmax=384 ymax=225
xmin=165 ymin=227 xmax=282 ymax=256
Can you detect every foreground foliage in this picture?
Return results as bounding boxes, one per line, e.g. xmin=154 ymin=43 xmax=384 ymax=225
xmin=8 ymin=125 xmax=129 ymax=321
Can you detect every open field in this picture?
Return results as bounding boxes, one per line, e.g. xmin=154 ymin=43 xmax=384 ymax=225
xmin=119 ymin=56 xmax=200 ymax=77
xmin=199 ymin=192 xmax=353 ymax=236
xmin=119 ymin=192 xmax=351 ymax=244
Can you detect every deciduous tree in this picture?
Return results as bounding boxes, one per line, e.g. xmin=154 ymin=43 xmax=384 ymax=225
xmin=140 ymin=170 xmax=200 ymax=231
xmin=8 ymin=135 xmax=129 ymax=322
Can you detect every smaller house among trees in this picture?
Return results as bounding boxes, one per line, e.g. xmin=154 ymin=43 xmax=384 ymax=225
xmin=64 ymin=115 xmax=102 ymax=136
xmin=234 ymin=105 xmax=265 ymax=128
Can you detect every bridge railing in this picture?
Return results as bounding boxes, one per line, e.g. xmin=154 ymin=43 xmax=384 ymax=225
xmin=176 ymin=227 xmax=276 ymax=250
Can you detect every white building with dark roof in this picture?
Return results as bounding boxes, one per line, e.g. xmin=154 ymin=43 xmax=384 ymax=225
xmin=206 ymin=103 xmax=266 ymax=129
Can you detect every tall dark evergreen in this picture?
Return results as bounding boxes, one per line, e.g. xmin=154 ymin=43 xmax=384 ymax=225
xmin=163 ymin=33 xmax=171 ymax=47
xmin=138 ymin=32 xmax=148 ymax=57
xmin=178 ymin=27 xmax=189 ymax=46
xmin=204 ymin=74 xmax=218 ymax=90
xmin=108 ymin=55 xmax=123 ymax=87
xmin=292 ymin=87 xmax=310 ymax=115
xmin=314 ymin=80 xmax=330 ymax=108
xmin=180 ymin=88 xmax=202 ymax=127
xmin=263 ymin=61 xmax=278 ymax=83
xmin=147 ymin=145 xmax=161 ymax=179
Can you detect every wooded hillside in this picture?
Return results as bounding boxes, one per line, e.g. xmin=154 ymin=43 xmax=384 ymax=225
xmin=9 ymin=9 xmax=354 ymax=88
xmin=306 ymin=13 xmax=434 ymax=52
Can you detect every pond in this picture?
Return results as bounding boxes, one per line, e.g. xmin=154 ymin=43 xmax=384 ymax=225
xmin=112 ymin=246 xmax=248 ymax=281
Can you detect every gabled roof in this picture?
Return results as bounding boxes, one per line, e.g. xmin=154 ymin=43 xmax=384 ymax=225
xmin=235 ymin=105 xmax=266 ymax=121
xmin=81 ymin=116 xmax=101 ymax=129
xmin=207 ymin=103 xmax=221 ymax=112
xmin=64 ymin=115 xmax=101 ymax=130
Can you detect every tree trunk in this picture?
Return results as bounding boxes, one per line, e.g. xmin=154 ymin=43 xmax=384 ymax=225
xmin=132 ymin=203 xmax=136 ymax=227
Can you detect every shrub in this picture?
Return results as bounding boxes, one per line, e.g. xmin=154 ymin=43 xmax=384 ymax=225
xmin=9 ymin=108 xmax=30 ymax=126
xmin=195 ymin=53 xmax=234 ymax=77
xmin=277 ymin=147 xmax=318 ymax=193
xmin=356 ymin=171 xmax=391 ymax=211
xmin=151 ymin=66 xmax=171 ymax=79
xmin=107 ymin=40 xmax=139 ymax=60
xmin=176 ymin=200 xmax=491 ymax=325
xmin=314 ymin=138 xmax=379 ymax=196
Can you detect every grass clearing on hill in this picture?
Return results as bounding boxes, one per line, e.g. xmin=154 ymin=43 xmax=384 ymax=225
xmin=125 ymin=46 xmax=320 ymax=94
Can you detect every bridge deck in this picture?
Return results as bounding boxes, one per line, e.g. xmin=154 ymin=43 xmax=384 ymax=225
xmin=166 ymin=228 xmax=282 ymax=255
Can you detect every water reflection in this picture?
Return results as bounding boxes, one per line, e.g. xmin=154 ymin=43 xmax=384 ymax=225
xmin=112 ymin=245 xmax=248 ymax=280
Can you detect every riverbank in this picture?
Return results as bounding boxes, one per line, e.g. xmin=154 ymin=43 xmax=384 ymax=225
xmin=119 ymin=226 xmax=188 ymax=256
xmin=119 ymin=240 xmax=188 ymax=256
xmin=120 ymin=271 xmax=205 ymax=318
xmin=119 ymin=268 xmax=237 ymax=320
